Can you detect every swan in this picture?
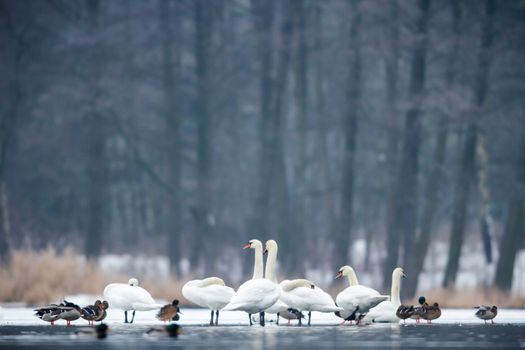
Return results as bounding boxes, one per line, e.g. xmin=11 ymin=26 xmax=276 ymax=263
xmin=361 ymin=267 xmax=406 ymax=323
xmin=333 ymin=265 xmax=359 ymax=324
xmin=279 ymin=278 xmax=343 ymax=326
xmin=222 ymin=239 xmax=280 ymax=326
xmin=103 ymin=277 xmax=163 ymax=323
xmin=335 ymin=266 xmax=389 ymax=324
xmin=266 ymin=240 xmax=342 ymax=325
xmin=182 ymin=277 xmax=234 ymax=325
xmin=262 ymin=240 xmax=302 ymax=325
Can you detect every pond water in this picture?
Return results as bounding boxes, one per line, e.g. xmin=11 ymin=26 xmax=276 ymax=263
xmin=1 ymin=307 xmax=524 ymax=349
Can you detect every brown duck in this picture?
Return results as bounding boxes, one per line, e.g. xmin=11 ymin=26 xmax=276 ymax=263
xmin=396 ymin=305 xmax=415 ymax=323
xmin=475 ymin=305 xmax=497 ymax=324
xmin=156 ymin=299 xmax=181 ymax=322
xmin=418 ymin=302 xmax=441 ymax=324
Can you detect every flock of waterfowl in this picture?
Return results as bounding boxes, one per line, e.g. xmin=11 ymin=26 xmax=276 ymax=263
xmin=30 ymin=238 xmax=499 ymax=337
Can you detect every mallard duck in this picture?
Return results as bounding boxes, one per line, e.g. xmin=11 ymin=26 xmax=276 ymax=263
xmin=75 ymin=323 xmax=109 ymax=339
xmin=94 ymin=301 xmax=109 ymax=322
xmin=146 ymin=324 xmax=182 ymax=338
xmin=279 ymin=308 xmax=304 ymax=325
xmin=82 ymin=300 xmax=103 ymax=325
xmin=396 ymin=305 xmax=415 ymax=323
xmin=411 ymin=296 xmax=427 ymax=323
xmin=34 ymin=304 xmax=62 ymax=325
xmin=156 ymin=299 xmax=181 ymax=322
xmin=418 ymin=302 xmax=441 ymax=324
xmin=59 ymin=300 xmax=83 ymax=326
xmin=475 ymin=305 xmax=497 ymax=324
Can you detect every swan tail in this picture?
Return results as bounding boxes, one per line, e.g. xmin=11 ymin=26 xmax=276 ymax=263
xmin=369 ymin=296 xmax=390 ymax=308
xmin=222 ymin=303 xmax=241 ymax=311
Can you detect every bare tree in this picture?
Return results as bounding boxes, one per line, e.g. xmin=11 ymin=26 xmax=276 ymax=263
xmin=443 ymin=0 xmax=496 ymax=288
xmin=383 ymin=0 xmax=430 ymax=287
xmin=334 ymin=0 xmax=362 ymax=269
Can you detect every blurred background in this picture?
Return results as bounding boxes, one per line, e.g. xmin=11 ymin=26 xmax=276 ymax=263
xmin=0 ymin=0 xmax=524 ymax=306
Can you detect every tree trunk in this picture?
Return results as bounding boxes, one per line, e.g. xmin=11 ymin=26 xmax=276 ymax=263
xmin=85 ymin=0 xmax=107 ymax=259
xmin=251 ymin=0 xmax=275 ymax=244
xmin=442 ymin=0 xmax=495 ymax=288
xmin=382 ymin=0 xmax=400 ymax=286
xmin=403 ymin=0 xmax=461 ymax=298
xmin=0 ymin=2 xmax=26 ymax=263
xmin=334 ymin=0 xmax=361 ymax=269
xmin=192 ymin=0 xmax=215 ymax=272
xmin=494 ymin=106 xmax=525 ymax=290
xmin=383 ymin=0 xmax=429 ymax=286
xmin=159 ymin=0 xmax=183 ymax=275
xmin=272 ymin=0 xmax=296 ymax=274
xmin=292 ymin=0 xmax=308 ymax=274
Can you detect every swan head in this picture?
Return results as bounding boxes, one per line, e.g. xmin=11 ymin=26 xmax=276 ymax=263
xmin=128 ymin=278 xmax=139 ymax=286
xmin=243 ymin=239 xmax=263 ymax=251
xmin=393 ymin=267 xmax=407 ymax=279
xmin=263 ymin=239 xmax=278 ymax=255
xmin=335 ymin=265 xmax=356 ymax=279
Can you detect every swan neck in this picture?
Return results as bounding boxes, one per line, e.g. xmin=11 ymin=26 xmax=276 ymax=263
xmin=346 ymin=270 xmax=359 ymax=286
xmin=253 ymin=245 xmax=264 ymax=279
xmin=391 ymin=273 xmax=401 ymax=306
xmin=264 ymin=246 xmax=278 ymax=283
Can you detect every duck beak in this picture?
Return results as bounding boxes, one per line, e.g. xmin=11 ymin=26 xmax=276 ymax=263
xmin=263 ymin=249 xmax=268 ymax=255
xmin=242 ymin=243 xmax=251 ymax=249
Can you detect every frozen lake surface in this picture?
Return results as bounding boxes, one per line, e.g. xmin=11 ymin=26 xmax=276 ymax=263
xmin=1 ymin=307 xmax=524 ymax=349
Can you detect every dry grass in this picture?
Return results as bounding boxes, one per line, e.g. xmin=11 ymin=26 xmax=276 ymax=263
xmin=407 ymin=287 xmax=525 ymax=308
xmin=0 ymin=248 xmax=187 ymax=306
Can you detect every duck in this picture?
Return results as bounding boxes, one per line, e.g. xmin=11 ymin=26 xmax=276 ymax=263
xmin=103 ymin=278 xmax=164 ymax=323
xmin=362 ymin=267 xmax=406 ymax=323
xmin=417 ymin=302 xmax=441 ymax=323
xmin=411 ymin=296 xmax=428 ymax=323
xmin=58 ymin=300 xmax=83 ymax=326
xmin=81 ymin=300 xmax=106 ymax=325
xmin=34 ymin=304 xmax=62 ymax=325
xmin=475 ymin=305 xmax=497 ymax=324
xmin=74 ymin=323 xmax=109 ymax=339
xmin=157 ymin=299 xmax=182 ymax=322
xmin=335 ymin=266 xmax=389 ymax=324
xmin=396 ymin=305 xmax=415 ymax=323
xmin=222 ymin=239 xmax=280 ymax=326
xmin=182 ymin=277 xmax=234 ymax=326
xmin=146 ymin=324 xmax=182 ymax=338
xmin=94 ymin=300 xmax=109 ymax=322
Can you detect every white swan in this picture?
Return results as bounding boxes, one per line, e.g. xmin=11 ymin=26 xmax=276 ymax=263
xmin=182 ymin=277 xmax=234 ymax=325
xmin=279 ymin=278 xmax=343 ymax=326
xmin=335 ymin=266 xmax=389 ymax=324
xmin=361 ymin=267 xmax=406 ymax=323
xmin=222 ymin=239 xmax=280 ymax=326
xmin=263 ymin=240 xmax=303 ymax=325
xmin=333 ymin=265 xmax=359 ymax=324
xmin=103 ymin=278 xmax=163 ymax=323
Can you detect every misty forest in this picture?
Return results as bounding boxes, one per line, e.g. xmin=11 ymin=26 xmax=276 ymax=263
xmin=0 ymin=0 xmax=524 ymax=304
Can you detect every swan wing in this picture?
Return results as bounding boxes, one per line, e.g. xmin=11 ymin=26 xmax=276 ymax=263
xmin=223 ymin=279 xmax=279 ymax=312
xmin=361 ymin=300 xmax=399 ymax=323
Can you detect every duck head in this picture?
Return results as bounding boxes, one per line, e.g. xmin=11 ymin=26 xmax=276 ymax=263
xmin=128 ymin=278 xmax=139 ymax=286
